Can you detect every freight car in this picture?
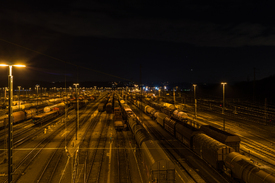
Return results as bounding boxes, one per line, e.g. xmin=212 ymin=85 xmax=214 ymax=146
xmin=106 ymin=103 xmax=113 ymax=114
xmin=225 ymin=152 xmax=275 ymax=183
xmin=135 ymin=101 xmax=234 ymax=170
xmin=44 ymin=103 xmax=66 ymax=113
xmin=200 ymin=125 xmax=241 ymax=152
xmin=192 ymin=133 xmax=234 ymax=170
xmin=98 ymin=98 xmax=108 ymax=112
xmin=32 ymin=110 xmax=59 ymax=124
xmin=114 ymin=106 xmax=124 ymax=130
xmin=128 ymin=115 xmax=175 ymax=182
xmin=134 ymin=101 xmax=275 ymax=182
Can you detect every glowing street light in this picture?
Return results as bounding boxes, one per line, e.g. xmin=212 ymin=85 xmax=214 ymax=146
xmin=0 ymin=64 xmax=25 ymax=183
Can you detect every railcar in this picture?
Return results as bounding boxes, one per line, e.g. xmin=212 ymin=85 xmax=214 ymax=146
xmin=225 ymin=152 xmax=275 ymax=183
xmin=44 ymin=103 xmax=66 ymax=113
xmin=174 ymin=122 xmax=201 ymax=148
xmin=192 ymin=133 xmax=235 ymax=170
xmin=4 ymin=111 xmax=25 ymax=126
xmin=141 ymin=141 xmax=175 ymax=183
xmin=200 ymin=125 xmax=241 ymax=152
xmin=105 ymin=103 xmax=113 ymax=114
xmin=127 ymin=115 xmax=176 ymax=183
xmin=98 ymin=98 xmax=108 ymax=112
xmin=155 ymin=112 xmax=168 ymax=127
xmin=114 ymin=106 xmax=124 ymax=130
xmin=172 ymin=110 xmax=188 ymax=121
xmin=32 ymin=110 xmax=59 ymax=124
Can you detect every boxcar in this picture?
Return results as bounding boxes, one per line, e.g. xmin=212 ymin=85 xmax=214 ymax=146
xmin=155 ymin=112 xmax=168 ymax=127
xmin=192 ymin=133 xmax=235 ymax=170
xmin=200 ymin=125 xmax=241 ymax=152
xmin=174 ymin=122 xmax=201 ymax=148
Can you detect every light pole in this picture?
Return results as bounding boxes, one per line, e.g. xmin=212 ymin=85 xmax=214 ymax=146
xmin=221 ymin=82 xmax=227 ymax=114
xmin=193 ymin=84 xmax=197 ymax=118
xmin=0 ymin=64 xmax=25 ymax=183
xmin=18 ymin=86 xmax=21 ymax=110
xmin=73 ymin=83 xmax=79 ymax=140
xmin=173 ymin=87 xmax=176 ymax=104
xmin=36 ymin=85 xmax=40 ymax=115
xmin=221 ymin=82 xmax=227 ymax=131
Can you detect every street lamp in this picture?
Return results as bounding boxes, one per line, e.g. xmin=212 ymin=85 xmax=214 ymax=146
xmin=0 ymin=64 xmax=25 ymax=183
xmin=193 ymin=84 xmax=197 ymax=118
xmin=18 ymin=86 xmax=21 ymax=110
xmin=221 ymin=82 xmax=227 ymax=131
xmin=36 ymin=85 xmax=40 ymax=115
xmin=73 ymin=83 xmax=79 ymax=140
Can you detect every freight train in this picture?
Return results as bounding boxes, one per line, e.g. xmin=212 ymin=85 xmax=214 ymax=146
xmin=140 ymin=100 xmax=241 ymax=151
xmin=0 ymin=102 xmax=67 ymax=127
xmin=126 ymin=107 xmax=175 ymax=183
xmin=134 ymin=100 xmax=275 ymax=183
xmin=113 ymin=96 xmax=124 ymax=130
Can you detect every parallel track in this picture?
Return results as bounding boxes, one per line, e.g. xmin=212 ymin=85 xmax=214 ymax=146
xmin=116 ymin=131 xmax=131 ymax=183
xmin=86 ymin=114 xmax=110 ymax=183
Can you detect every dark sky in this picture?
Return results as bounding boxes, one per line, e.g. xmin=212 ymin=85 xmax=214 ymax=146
xmin=0 ymin=0 xmax=275 ymax=85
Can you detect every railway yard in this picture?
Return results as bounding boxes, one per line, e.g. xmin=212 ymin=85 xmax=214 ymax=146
xmin=0 ymin=89 xmax=275 ymax=183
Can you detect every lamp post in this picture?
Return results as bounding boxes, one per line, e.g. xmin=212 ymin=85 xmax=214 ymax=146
xmin=73 ymin=83 xmax=79 ymax=140
xmin=221 ymin=82 xmax=227 ymax=131
xmin=193 ymin=84 xmax=197 ymax=118
xmin=0 ymin=64 xmax=25 ymax=183
xmin=36 ymin=85 xmax=39 ymax=115
xmin=18 ymin=86 xmax=21 ymax=110
xmin=221 ymin=82 xmax=227 ymax=114
xmin=173 ymin=87 xmax=176 ymax=104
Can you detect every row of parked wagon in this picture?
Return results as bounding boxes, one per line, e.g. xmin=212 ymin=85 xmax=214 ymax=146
xmin=134 ymin=100 xmax=275 ymax=183
xmin=124 ymin=102 xmax=175 ymax=183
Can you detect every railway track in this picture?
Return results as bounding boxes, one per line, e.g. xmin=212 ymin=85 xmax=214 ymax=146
xmin=85 ymin=114 xmax=110 ymax=183
xmin=0 ymin=100 xmax=101 ymax=183
xmin=37 ymin=100 xmax=103 ymax=183
xmin=76 ymin=111 xmax=103 ymax=183
xmin=116 ymin=131 xmax=131 ymax=183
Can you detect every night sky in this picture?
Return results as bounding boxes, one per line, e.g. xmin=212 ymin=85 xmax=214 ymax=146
xmin=0 ymin=1 xmax=275 ymax=86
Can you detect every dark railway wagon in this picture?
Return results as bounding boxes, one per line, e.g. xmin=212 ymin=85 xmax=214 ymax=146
xmin=200 ymin=125 xmax=241 ymax=152
xmin=128 ymin=115 xmax=175 ymax=183
xmin=106 ymin=103 xmax=113 ymax=114
xmin=174 ymin=122 xmax=201 ymax=148
xmin=193 ymin=133 xmax=235 ymax=170
xmin=225 ymin=152 xmax=275 ymax=183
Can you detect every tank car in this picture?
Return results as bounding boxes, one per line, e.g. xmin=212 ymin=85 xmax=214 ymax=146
xmin=141 ymin=141 xmax=175 ymax=183
xmin=225 ymin=152 xmax=275 ymax=183
xmin=128 ymin=115 xmax=176 ymax=183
